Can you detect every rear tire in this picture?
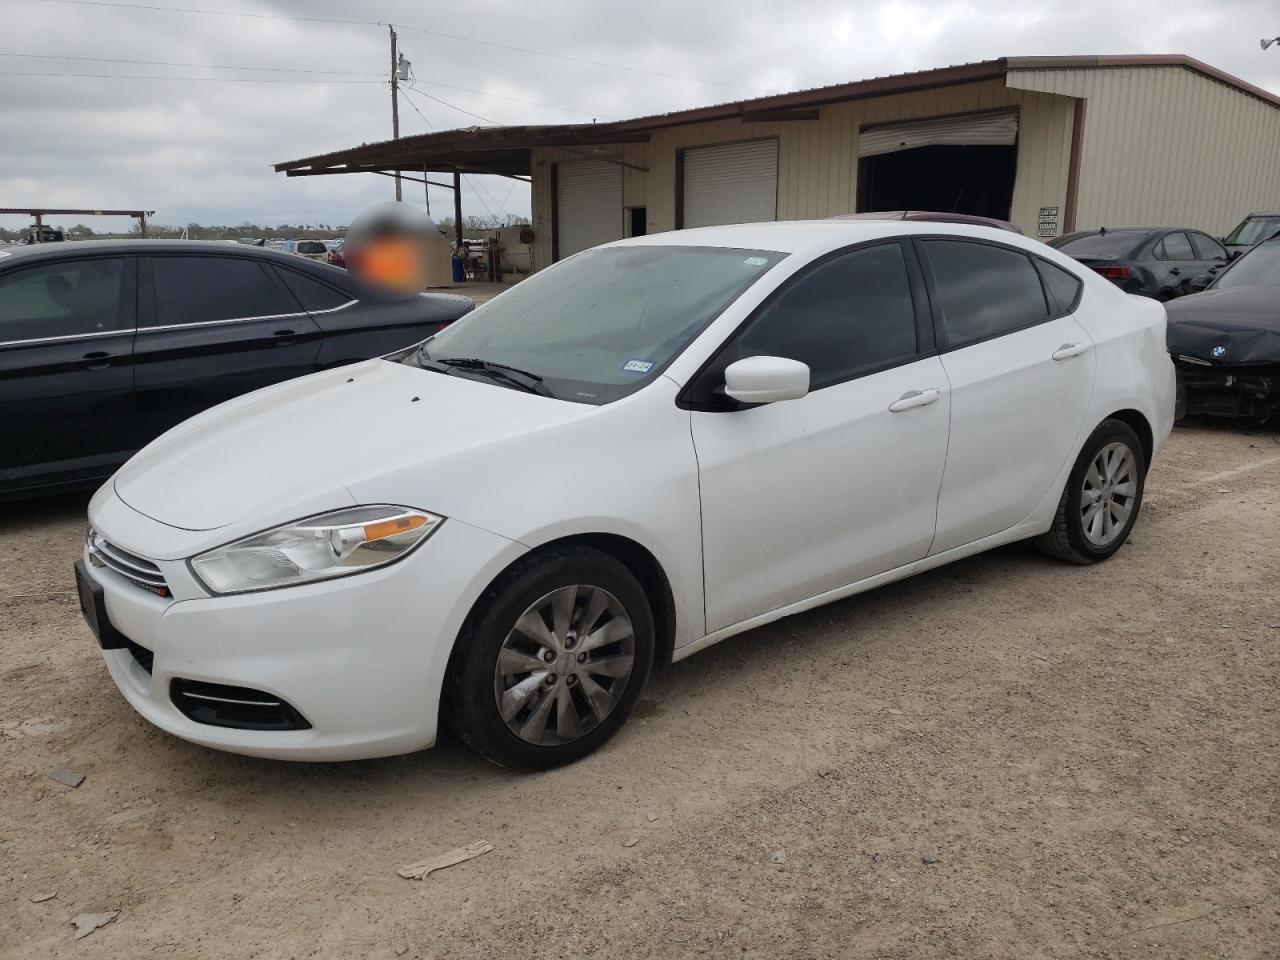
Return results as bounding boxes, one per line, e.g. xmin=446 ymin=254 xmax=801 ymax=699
xmin=444 ymin=545 xmax=654 ymax=770
xmin=1035 ymin=419 xmax=1147 ymax=565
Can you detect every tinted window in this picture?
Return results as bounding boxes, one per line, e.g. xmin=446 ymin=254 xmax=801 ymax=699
xmin=923 ymin=240 xmax=1049 ymax=347
xmin=1189 ymin=233 xmax=1226 ymax=260
xmin=276 ymin=269 xmax=350 ymax=311
xmin=0 ymin=258 xmax=128 ymax=342
xmin=730 ymin=243 xmax=918 ymax=389
xmin=1158 ymin=232 xmax=1194 ymax=260
xmin=1213 ymin=241 xmax=1280 ymax=290
xmin=1035 ymin=259 xmax=1083 ymax=314
xmin=1224 ymin=216 xmax=1280 ymax=246
xmin=1056 ymin=231 xmax=1146 ymax=257
xmin=152 ymin=257 xmax=293 ymax=326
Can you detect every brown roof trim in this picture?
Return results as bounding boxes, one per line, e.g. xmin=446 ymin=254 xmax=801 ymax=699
xmin=1005 ymin=54 xmax=1280 ymax=109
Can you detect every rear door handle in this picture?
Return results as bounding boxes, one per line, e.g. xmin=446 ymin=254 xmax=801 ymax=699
xmin=1169 ymin=267 xmax=1182 ymax=276
xmin=82 ymin=350 xmax=111 ymax=370
xmin=273 ymin=329 xmax=298 ymax=345
xmin=888 ymin=387 xmax=942 ymax=413
xmin=1051 ymin=342 xmax=1091 ymax=361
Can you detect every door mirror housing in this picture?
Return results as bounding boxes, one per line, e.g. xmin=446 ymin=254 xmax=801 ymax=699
xmin=1188 ymin=273 xmax=1214 ymax=292
xmin=723 ymin=356 xmax=810 ymax=404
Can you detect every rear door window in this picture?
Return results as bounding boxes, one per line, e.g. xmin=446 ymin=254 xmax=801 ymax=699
xmin=921 ymin=240 xmax=1050 ymax=347
xmin=275 ymin=268 xmax=351 ymax=311
xmin=0 ymin=258 xmax=130 ymax=342
xmin=1157 ymin=232 xmax=1195 ymax=261
xmin=151 ymin=256 xmax=295 ymax=326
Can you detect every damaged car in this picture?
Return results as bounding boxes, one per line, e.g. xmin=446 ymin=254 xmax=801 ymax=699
xmin=1166 ymin=237 xmax=1280 ymax=422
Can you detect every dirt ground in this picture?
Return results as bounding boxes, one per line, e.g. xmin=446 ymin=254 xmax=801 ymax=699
xmin=2 ymin=423 xmax=1277 ymax=959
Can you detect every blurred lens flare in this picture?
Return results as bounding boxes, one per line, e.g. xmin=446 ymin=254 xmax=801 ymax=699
xmin=344 ymin=201 xmax=436 ymax=300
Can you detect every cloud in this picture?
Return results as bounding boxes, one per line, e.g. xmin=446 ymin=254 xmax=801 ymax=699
xmin=2 ymin=0 xmax=1277 ymax=230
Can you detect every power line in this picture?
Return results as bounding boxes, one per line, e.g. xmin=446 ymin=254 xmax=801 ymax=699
xmin=0 ymin=70 xmax=380 ymax=83
xmin=0 ymin=50 xmax=383 ymax=76
xmin=412 ymin=78 xmax=617 ymax=121
xmin=33 ymin=0 xmax=771 ymax=94
xmin=398 ymin=85 xmax=434 ymax=129
xmin=404 ymin=81 xmax=496 ymax=125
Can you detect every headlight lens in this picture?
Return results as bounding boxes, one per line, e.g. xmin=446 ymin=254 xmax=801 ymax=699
xmin=190 ymin=506 xmax=442 ymax=595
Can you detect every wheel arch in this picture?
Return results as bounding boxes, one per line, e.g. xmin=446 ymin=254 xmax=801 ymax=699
xmin=1104 ymin=408 xmax=1154 ymax=466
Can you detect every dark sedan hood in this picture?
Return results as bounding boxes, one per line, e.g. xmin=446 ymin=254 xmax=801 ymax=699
xmin=1165 ymin=287 xmax=1280 ymax=365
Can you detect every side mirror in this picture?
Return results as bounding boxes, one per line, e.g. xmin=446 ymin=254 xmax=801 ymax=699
xmin=1188 ymin=274 xmax=1213 ymax=292
xmin=723 ymin=356 xmax=810 ymax=404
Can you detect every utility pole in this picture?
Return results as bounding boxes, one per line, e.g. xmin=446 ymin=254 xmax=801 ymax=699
xmin=390 ymin=25 xmax=402 ymax=201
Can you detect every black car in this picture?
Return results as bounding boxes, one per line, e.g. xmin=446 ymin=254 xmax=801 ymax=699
xmin=1051 ymin=227 xmax=1229 ymax=301
xmin=1165 ymin=237 xmax=1280 ymax=422
xmin=0 ymin=240 xmax=472 ymax=499
xmin=1222 ymin=211 xmax=1280 ymax=260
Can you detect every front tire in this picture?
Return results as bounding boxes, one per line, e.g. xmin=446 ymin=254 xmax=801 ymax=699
xmin=444 ymin=545 xmax=655 ymax=770
xmin=1035 ymin=419 xmax=1147 ymax=564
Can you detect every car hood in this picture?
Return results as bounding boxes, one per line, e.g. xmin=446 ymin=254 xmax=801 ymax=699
xmin=1165 ymin=287 xmax=1280 ymax=365
xmin=114 ymin=359 xmax=589 ymax=532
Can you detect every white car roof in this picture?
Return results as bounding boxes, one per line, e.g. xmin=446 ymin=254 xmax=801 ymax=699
xmin=611 ymin=219 xmax=1044 ymax=258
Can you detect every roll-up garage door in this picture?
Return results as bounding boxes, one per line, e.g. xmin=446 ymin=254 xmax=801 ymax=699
xmin=555 ymin=159 xmax=623 ymax=259
xmin=858 ymin=111 xmax=1018 ymax=158
xmin=682 ymin=139 xmax=778 ymax=229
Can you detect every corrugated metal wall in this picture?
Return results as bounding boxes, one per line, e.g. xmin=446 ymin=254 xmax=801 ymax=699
xmin=1009 ymin=66 xmax=1280 ymax=235
xmin=530 ymin=79 xmax=1077 ymax=269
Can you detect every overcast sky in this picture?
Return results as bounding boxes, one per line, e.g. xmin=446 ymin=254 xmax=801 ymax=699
xmin=2 ymin=0 xmax=1278 ymax=232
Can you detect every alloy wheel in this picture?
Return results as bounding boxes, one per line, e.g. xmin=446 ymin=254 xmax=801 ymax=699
xmin=1080 ymin=441 xmax=1137 ymax=547
xmin=493 ymin=585 xmax=636 ymax=746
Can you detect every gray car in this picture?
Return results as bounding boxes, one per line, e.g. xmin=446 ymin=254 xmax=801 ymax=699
xmin=1051 ymin=227 xmax=1229 ymax=302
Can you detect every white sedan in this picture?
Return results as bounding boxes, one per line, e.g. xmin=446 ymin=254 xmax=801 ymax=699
xmin=76 ymin=221 xmax=1175 ymax=768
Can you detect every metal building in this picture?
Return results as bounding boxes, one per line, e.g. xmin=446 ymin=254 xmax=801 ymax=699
xmin=275 ymin=55 xmax=1280 ymax=271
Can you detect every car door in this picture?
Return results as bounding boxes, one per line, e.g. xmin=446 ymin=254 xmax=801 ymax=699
xmin=1187 ymin=231 xmax=1230 ymax=285
xmin=918 ymin=238 xmax=1096 ymax=555
xmin=132 ymin=254 xmax=323 ymax=441
xmin=1153 ymin=231 xmax=1200 ymax=298
xmin=0 ymin=254 xmax=138 ymax=494
xmin=688 ymin=240 xmax=950 ymax=633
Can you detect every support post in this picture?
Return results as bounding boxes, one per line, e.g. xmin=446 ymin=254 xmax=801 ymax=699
xmin=139 ymin=213 xmax=148 ymax=238
xmin=390 ymin=26 xmax=402 ymax=201
xmin=453 ymin=169 xmax=463 ymax=248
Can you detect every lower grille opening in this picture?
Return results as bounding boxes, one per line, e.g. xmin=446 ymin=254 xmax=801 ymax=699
xmin=125 ymin=640 xmax=154 ymax=674
xmin=169 ymin=679 xmax=311 ymax=731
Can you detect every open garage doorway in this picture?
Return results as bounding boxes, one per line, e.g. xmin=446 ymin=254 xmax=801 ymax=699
xmin=857 ymin=111 xmax=1018 ymax=221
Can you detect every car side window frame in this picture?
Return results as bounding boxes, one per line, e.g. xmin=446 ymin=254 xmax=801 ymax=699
xmin=0 ymin=253 xmax=138 ymax=346
xmin=270 ymin=265 xmax=358 ymax=314
xmin=911 ymin=235 xmax=1060 ymax=353
xmin=139 ymin=254 xmax=306 ymax=330
xmin=677 ymin=237 xmax=936 ymax=412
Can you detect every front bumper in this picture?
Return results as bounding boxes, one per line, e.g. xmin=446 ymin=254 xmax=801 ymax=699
xmin=1173 ymin=358 xmax=1279 ymax=421
xmin=82 ymin=491 xmax=526 ymax=761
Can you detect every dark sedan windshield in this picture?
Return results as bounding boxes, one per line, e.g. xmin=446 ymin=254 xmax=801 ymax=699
xmin=1214 ymin=242 xmax=1280 ymax=290
xmin=1055 ymin=231 xmax=1146 ymax=258
xmin=406 ymin=245 xmax=786 ymax=403
xmin=1224 ymin=216 xmax=1280 ymax=247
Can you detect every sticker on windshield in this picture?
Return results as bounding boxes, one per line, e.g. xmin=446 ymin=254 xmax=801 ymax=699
xmin=743 ymin=256 xmax=768 ymax=266
xmin=621 ymin=359 xmax=654 ymax=374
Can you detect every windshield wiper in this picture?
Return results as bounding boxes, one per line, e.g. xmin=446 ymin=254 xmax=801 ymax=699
xmin=437 ymin=357 xmax=552 ymax=397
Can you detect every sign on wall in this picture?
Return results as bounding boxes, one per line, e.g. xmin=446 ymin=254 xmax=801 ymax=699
xmin=1038 ymin=206 xmax=1060 ymax=238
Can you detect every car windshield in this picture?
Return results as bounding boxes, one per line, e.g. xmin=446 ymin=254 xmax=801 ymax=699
xmin=405 ymin=244 xmax=786 ymax=404
xmin=297 ymin=242 xmax=326 ymax=253
xmin=1224 ymin=216 xmax=1280 ymax=247
xmin=1055 ymin=231 xmax=1146 ymax=257
xmin=1213 ymin=241 xmax=1280 ymax=290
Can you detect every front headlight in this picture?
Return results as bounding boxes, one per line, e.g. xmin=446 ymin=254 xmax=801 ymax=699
xmin=190 ymin=506 xmax=442 ymax=595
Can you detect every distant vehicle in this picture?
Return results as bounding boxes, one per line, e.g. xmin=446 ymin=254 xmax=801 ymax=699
xmin=1166 ymin=236 xmax=1280 ymax=422
xmin=268 ymin=238 xmax=287 ymax=249
xmin=1222 ymin=212 xmax=1280 ymax=259
xmin=0 ymin=240 xmax=473 ymax=499
xmin=237 ymin=237 xmax=265 ymax=247
xmin=326 ymin=238 xmax=345 ymax=269
xmin=831 ymin=211 xmax=1023 ymax=234
xmin=1051 ymin=227 xmax=1228 ymax=301
xmin=24 ymin=225 xmax=65 ymax=244
xmin=284 ymin=239 xmax=329 ymax=262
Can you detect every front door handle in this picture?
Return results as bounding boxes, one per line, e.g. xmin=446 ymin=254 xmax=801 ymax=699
xmin=273 ymin=329 xmax=298 ymax=345
xmin=1169 ymin=267 xmax=1182 ymax=276
xmin=82 ymin=350 xmax=111 ymax=370
xmin=888 ymin=387 xmax=942 ymax=413
xmin=1051 ymin=342 xmax=1091 ymax=362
